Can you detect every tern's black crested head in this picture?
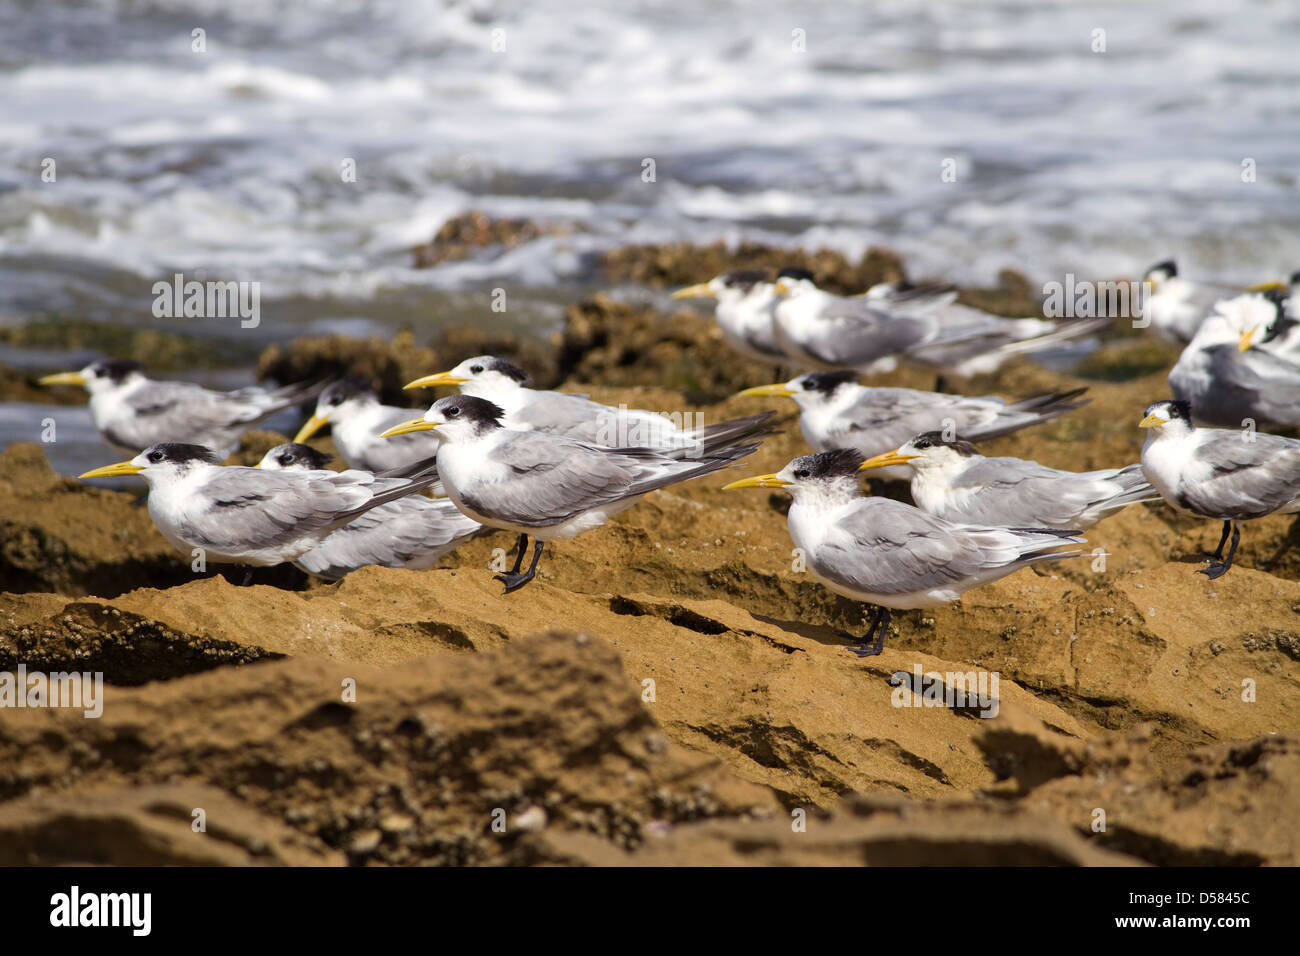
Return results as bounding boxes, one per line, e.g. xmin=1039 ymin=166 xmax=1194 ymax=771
xmin=1146 ymin=259 xmax=1178 ymax=279
xmin=141 ymin=442 xmax=221 ymax=466
xmin=432 ymin=394 xmax=506 ymax=431
xmin=721 ymin=269 xmax=769 ymax=292
xmin=89 ymin=359 xmax=144 ymax=383
xmin=909 ymin=431 xmax=980 ymax=456
xmin=273 ymin=443 xmax=333 ymax=470
xmin=789 ymin=448 xmax=865 ymax=482
xmin=1146 ymin=399 xmax=1193 ymax=426
xmin=1260 ymin=289 xmax=1297 ymax=344
xmin=466 ymin=355 xmax=531 ymax=386
xmin=798 ymin=370 xmax=858 ymax=396
xmin=776 ymin=266 xmax=816 ymax=283
xmin=321 ymin=377 xmax=377 ymax=407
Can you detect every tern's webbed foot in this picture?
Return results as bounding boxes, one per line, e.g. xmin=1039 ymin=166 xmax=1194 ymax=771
xmin=849 ymin=607 xmax=890 ymax=658
xmin=1198 ymin=560 xmax=1232 ymax=580
xmin=494 ymin=569 xmax=536 ymax=592
xmin=850 ymin=633 xmax=886 ymax=658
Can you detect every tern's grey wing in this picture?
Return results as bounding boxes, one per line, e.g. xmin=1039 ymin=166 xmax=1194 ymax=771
xmin=178 ymin=468 xmax=378 ymax=552
xmin=1179 ymin=432 xmax=1300 ymax=518
xmin=796 ymin=300 xmax=929 ymax=367
xmin=946 ymin=457 xmax=1126 ymax=527
xmin=825 ymin=389 xmax=986 ymax=450
xmin=456 ymin=435 xmax=643 ymax=527
xmin=126 ymin=381 xmax=277 ymax=432
xmin=810 ymin=499 xmax=1079 ymax=597
xmin=297 ymin=498 xmax=480 ymax=578
xmin=512 ymin=391 xmax=606 ymax=435
xmin=1173 ymin=345 xmax=1300 ymax=427
xmin=809 ymin=500 xmax=994 ymax=596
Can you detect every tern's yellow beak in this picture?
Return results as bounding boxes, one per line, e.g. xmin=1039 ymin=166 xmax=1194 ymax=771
xmin=1138 ymin=413 xmax=1168 ymax=429
xmin=722 ymin=472 xmax=790 ymax=491
xmin=773 ymin=279 xmax=793 ymax=295
xmin=38 ymin=371 xmax=88 ymax=387
xmin=1237 ymin=327 xmax=1257 ymax=353
xmin=293 ymin=412 xmax=330 ymax=443
xmin=672 ymin=283 xmax=715 ymax=300
xmin=79 ymin=460 xmax=144 ymax=479
xmin=735 ymin=383 xmax=796 ymax=399
xmin=1248 ymin=280 xmax=1285 ymax=293
xmin=379 ymin=416 xmax=438 ymax=438
xmin=858 ymin=449 xmax=919 ymax=472
xmin=404 ymin=371 xmax=468 ymax=390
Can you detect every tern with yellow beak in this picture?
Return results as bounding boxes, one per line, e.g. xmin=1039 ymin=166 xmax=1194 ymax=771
xmin=257 ymin=443 xmax=480 ymax=579
xmin=1169 ymin=290 xmax=1300 ymax=428
xmin=770 ymin=270 xmax=1105 ymax=379
xmin=79 ymin=442 xmax=440 ymax=580
xmin=294 ymin=379 xmax=442 ymax=472
xmin=39 ymin=359 xmax=323 ymax=457
xmin=1139 ymin=259 xmax=1234 ymax=344
xmin=380 ymin=395 xmax=763 ymax=591
xmin=724 ymin=449 xmax=1085 ymax=657
xmin=405 ymin=355 xmax=774 ymax=455
xmin=735 ymin=371 xmax=1088 ymax=480
xmin=672 ymin=271 xmax=786 ymax=365
xmin=1139 ymin=399 xmax=1300 ymax=578
xmin=858 ymin=432 xmax=1155 ymax=530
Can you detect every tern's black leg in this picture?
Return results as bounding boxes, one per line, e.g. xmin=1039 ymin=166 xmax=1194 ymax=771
xmin=508 ymin=533 xmax=529 ymax=574
xmin=1208 ymin=520 xmax=1232 ymax=561
xmin=934 ymin=375 xmax=949 ymax=394
xmin=496 ymin=539 xmax=544 ymax=592
xmin=1200 ymin=521 xmax=1241 ymax=580
xmin=850 ymin=606 xmax=891 ymax=658
xmin=240 ymin=566 xmax=254 ymax=587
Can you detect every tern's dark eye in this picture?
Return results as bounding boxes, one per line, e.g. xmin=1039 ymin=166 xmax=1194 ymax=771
xmin=147 ymin=450 xmax=164 ymax=463
xmin=446 ymin=406 xmax=461 ymax=417
xmin=793 ymin=469 xmax=809 ymax=479
xmin=329 ymin=395 xmax=343 ymax=406
xmin=470 ymin=365 xmax=484 ymax=374
xmin=915 ymin=439 xmax=931 ymax=449
xmin=278 ymin=454 xmax=293 ymax=466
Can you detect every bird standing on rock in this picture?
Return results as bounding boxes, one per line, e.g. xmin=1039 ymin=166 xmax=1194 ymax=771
xmin=39 ymin=359 xmax=323 ymax=458
xmin=724 ymin=449 xmax=1085 ymax=657
xmin=379 ymin=395 xmax=765 ymax=592
xmin=857 ymin=432 xmax=1157 ymax=530
xmin=1139 ymin=399 xmax=1300 ymax=579
xmin=79 ymin=442 xmax=441 ymax=581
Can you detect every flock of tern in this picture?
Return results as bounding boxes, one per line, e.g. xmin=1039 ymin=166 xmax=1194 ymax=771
xmin=40 ymin=256 xmax=1300 ymax=656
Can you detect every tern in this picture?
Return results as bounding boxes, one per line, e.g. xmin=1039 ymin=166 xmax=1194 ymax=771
xmin=257 ymin=443 xmax=481 ymax=579
xmin=671 ymin=271 xmax=787 ymax=366
xmin=1168 ymin=290 xmax=1300 ymax=428
xmin=1139 ymin=399 xmax=1300 ymax=578
xmin=404 ymin=355 xmax=775 ymax=454
xmin=1140 ymin=259 xmax=1230 ymax=344
xmin=724 ymin=449 xmax=1085 ymax=657
xmin=79 ymin=442 xmax=441 ymax=576
xmin=39 ymin=359 xmax=322 ymax=457
xmin=771 ymin=270 xmax=1106 ymax=379
xmin=735 ymin=371 xmax=1088 ymax=479
xmin=294 ymin=379 xmax=442 ymax=472
xmin=858 ymin=432 xmax=1157 ymax=530
xmin=379 ymin=395 xmax=763 ymax=592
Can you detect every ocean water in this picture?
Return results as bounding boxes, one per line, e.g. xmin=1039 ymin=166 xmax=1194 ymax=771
xmin=0 ymin=0 xmax=1297 ymax=464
